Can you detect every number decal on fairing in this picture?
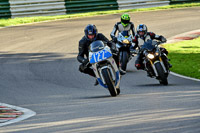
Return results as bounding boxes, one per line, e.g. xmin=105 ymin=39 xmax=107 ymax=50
xmin=90 ymin=50 xmax=112 ymax=64
xmin=94 ymin=51 xmax=106 ymax=62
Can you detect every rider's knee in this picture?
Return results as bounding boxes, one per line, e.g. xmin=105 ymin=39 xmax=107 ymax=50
xmin=79 ymin=64 xmax=85 ymax=73
xmin=135 ymin=64 xmax=143 ymax=70
xmin=135 ymin=60 xmax=144 ymax=70
xmin=161 ymin=48 xmax=168 ymax=55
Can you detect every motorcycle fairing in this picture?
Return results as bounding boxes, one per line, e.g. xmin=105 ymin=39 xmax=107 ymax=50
xmin=90 ymin=49 xmax=112 ymax=64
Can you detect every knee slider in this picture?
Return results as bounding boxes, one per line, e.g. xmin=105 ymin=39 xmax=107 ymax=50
xmin=79 ymin=64 xmax=85 ymax=73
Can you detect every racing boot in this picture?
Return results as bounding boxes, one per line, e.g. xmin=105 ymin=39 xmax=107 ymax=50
xmin=168 ymin=63 xmax=172 ymax=68
xmin=147 ymin=71 xmax=153 ymax=77
xmin=135 ymin=63 xmax=145 ymax=70
xmin=168 ymin=60 xmax=172 ymax=68
xmin=94 ymin=79 xmax=99 ymax=86
xmin=119 ymin=68 xmax=126 ymax=75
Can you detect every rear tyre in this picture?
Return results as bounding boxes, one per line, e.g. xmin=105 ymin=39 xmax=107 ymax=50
xmin=102 ymin=68 xmax=117 ymax=97
xmin=155 ymin=62 xmax=168 ymax=85
xmin=120 ymin=51 xmax=129 ymax=71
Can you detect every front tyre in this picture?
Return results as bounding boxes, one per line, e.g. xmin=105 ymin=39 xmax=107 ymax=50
xmin=155 ymin=62 xmax=168 ymax=85
xmin=102 ymin=68 xmax=117 ymax=97
xmin=120 ymin=51 xmax=129 ymax=71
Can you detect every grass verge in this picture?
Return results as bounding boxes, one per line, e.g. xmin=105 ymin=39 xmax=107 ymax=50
xmin=164 ymin=37 xmax=200 ymax=79
xmin=0 ymin=3 xmax=200 ymax=27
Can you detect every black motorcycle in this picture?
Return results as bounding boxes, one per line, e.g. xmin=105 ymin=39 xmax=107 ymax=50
xmin=116 ymin=31 xmax=133 ymax=71
xmin=141 ymin=40 xmax=170 ymax=85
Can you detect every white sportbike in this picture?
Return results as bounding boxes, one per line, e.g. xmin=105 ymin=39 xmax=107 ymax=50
xmin=89 ymin=40 xmax=121 ymax=96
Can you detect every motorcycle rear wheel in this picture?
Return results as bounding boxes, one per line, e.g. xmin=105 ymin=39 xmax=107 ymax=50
xmin=120 ymin=51 xmax=129 ymax=71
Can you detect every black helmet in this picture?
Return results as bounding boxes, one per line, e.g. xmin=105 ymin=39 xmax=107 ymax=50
xmin=136 ymin=24 xmax=147 ymax=38
xmin=84 ymin=24 xmax=98 ymax=41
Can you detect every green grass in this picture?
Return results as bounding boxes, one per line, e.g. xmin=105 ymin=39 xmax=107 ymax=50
xmin=0 ymin=3 xmax=200 ymax=27
xmin=164 ymin=37 xmax=200 ymax=79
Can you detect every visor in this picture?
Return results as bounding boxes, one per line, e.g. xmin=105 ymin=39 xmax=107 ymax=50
xmin=121 ymin=19 xmax=130 ymax=24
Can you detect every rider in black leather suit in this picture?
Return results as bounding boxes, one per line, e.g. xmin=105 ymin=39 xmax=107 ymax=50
xmin=77 ymin=24 xmax=119 ymax=85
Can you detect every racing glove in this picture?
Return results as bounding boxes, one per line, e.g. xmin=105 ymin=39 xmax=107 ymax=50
xmin=111 ymin=44 xmax=118 ymax=55
xmin=130 ymin=46 xmax=137 ymax=55
xmin=112 ymin=37 xmax=117 ymax=43
xmin=160 ymin=36 xmax=167 ymax=43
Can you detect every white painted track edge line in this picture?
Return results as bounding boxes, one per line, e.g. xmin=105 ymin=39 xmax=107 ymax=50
xmin=170 ymin=72 xmax=200 ymax=82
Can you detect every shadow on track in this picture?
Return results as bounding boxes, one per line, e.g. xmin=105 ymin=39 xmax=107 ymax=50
xmin=79 ymin=95 xmax=112 ymax=99
xmin=136 ymin=83 xmax=178 ymax=87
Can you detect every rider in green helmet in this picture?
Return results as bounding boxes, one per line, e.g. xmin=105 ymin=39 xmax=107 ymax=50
xmin=121 ymin=13 xmax=130 ymax=27
xmin=110 ymin=13 xmax=135 ymax=42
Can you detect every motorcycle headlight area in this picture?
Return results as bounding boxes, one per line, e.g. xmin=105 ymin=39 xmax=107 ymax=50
xmin=155 ymin=52 xmax=159 ymax=56
xmin=147 ymin=53 xmax=155 ymax=59
xmin=122 ymin=39 xmax=130 ymax=44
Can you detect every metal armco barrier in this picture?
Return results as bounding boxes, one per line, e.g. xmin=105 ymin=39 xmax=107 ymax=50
xmin=0 ymin=0 xmax=199 ymax=18
xmin=117 ymin=0 xmax=170 ymax=10
xmin=8 ymin=0 xmax=67 ymax=18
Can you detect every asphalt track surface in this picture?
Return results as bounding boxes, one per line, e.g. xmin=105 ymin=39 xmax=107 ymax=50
xmin=0 ymin=7 xmax=200 ymax=133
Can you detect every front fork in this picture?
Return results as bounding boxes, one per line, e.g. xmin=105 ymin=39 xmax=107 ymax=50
xmin=149 ymin=60 xmax=158 ymax=77
xmin=99 ymin=66 xmax=115 ymax=84
xmin=149 ymin=56 xmax=167 ymax=77
xmin=159 ymin=56 xmax=167 ymax=73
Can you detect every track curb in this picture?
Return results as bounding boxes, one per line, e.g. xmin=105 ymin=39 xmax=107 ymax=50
xmin=0 ymin=103 xmax=36 ymax=127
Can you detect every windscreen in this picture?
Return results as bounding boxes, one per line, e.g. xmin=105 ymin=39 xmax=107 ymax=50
xmin=89 ymin=40 xmax=104 ymax=52
xmin=121 ymin=31 xmax=129 ymax=38
xmin=141 ymin=40 xmax=156 ymax=51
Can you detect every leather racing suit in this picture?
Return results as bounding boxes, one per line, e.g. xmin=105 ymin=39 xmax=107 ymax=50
xmin=77 ymin=33 xmax=119 ymax=77
xmin=110 ymin=22 xmax=136 ymax=42
xmin=131 ymin=32 xmax=168 ymax=69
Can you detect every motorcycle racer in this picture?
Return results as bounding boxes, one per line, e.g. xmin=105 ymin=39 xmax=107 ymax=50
xmin=77 ymin=24 xmax=119 ymax=85
xmin=130 ymin=24 xmax=171 ymax=70
xmin=110 ymin=13 xmax=136 ymax=43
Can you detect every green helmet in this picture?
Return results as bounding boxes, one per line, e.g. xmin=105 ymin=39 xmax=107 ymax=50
xmin=121 ymin=13 xmax=130 ymax=27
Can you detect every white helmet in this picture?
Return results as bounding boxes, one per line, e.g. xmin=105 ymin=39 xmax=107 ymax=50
xmin=136 ymin=24 xmax=147 ymax=38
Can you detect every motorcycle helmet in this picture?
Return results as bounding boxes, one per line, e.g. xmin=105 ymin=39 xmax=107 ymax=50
xmin=136 ymin=24 xmax=147 ymax=38
xmin=84 ymin=24 xmax=98 ymax=41
xmin=121 ymin=14 xmax=130 ymax=27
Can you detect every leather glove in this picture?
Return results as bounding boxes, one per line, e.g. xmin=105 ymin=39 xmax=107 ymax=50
xmin=130 ymin=48 xmax=137 ymax=55
xmin=112 ymin=37 xmax=117 ymax=43
xmin=111 ymin=44 xmax=118 ymax=55
xmin=160 ymin=36 xmax=167 ymax=43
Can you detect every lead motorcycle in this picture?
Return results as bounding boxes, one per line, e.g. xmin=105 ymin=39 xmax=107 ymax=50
xmin=141 ymin=40 xmax=170 ymax=85
xmin=116 ymin=31 xmax=134 ymax=71
xmin=89 ymin=40 xmax=121 ymax=96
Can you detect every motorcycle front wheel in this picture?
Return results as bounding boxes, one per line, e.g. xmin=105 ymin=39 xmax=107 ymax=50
xmin=155 ymin=62 xmax=168 ymax=85
xmin=102 ymin=68 xmax=117 ymax=97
